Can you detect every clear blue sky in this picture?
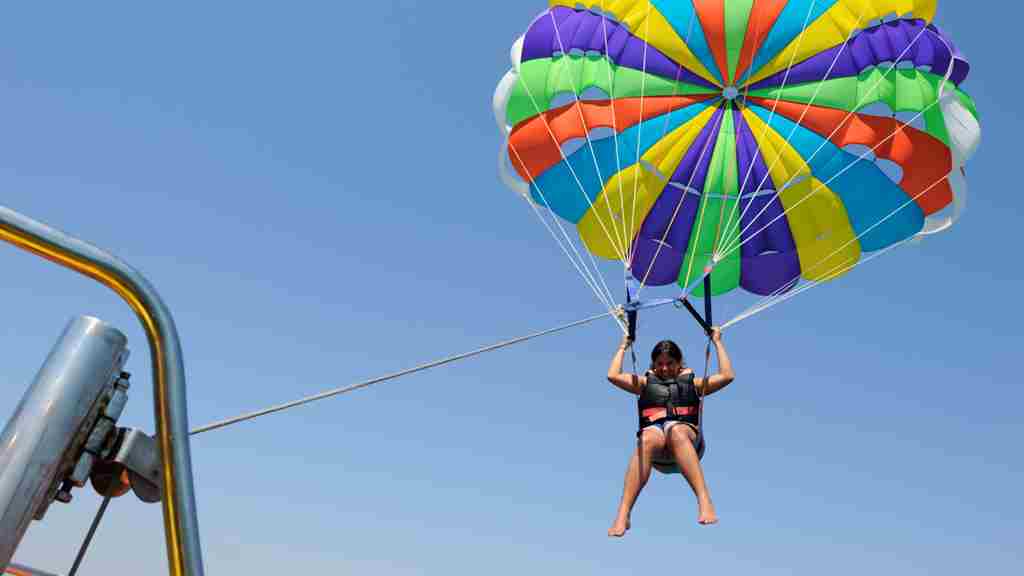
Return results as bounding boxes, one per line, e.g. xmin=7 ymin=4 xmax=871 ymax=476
xmin=2 ymin=2 xmax=1020 ymax=574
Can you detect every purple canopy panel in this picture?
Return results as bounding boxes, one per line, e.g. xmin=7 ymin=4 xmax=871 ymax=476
xmin=749 ymin=19 xmax=970 ymax=91
xmin=734 ymin=108 xmax=774 ymax=197
xmin=667 ymin=106 xmax=726 ymax=195
xmin=630 ymin=186 xmax=695 ymax=286
xmin=733 ymin=108 xmax=801 ymax=296
xmin=928 ymin=24 xmax=969 ymax=83
xmin=631 ymin=106 xmax=726 ymax=285
xmin=740 ymin=252 xmax=802 ymax=296
xmin=737 ymin=195 xmax=802 ymax=295
xmin=521 ymin=7 xmax=718 ymax=88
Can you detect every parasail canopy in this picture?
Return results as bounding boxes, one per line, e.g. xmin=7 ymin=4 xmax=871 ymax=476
xmin=495 ymin=0 xmax=980 ymax=304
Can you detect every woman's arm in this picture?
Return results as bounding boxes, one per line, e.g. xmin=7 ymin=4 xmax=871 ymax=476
xmin=607 ymin=334 xmax=644 ymax=394
xmin=695 ymin=328 xmax=735 ymax=396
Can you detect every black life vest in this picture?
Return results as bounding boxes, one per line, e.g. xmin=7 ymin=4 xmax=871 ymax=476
xmin=637 ymin=372 xmax=700 ymax=430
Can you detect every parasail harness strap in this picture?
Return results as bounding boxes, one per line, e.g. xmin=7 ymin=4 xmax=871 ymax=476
xmin=697 ymin=274 xmax=713 ymax=454
xmin=678 ymin=274 xmax=714 ymax=338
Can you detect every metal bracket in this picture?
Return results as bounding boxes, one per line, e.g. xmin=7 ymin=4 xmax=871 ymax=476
xmin=114 ymin=429 xmax=162 ymax=503
xmin=90 ymin=428 xmax=162 ymax=504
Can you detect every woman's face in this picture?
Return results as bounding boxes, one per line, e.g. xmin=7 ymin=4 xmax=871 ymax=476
xmin=651 ymin=352 xmax=683 ymax=380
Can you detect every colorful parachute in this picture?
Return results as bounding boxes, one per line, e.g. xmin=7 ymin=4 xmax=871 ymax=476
xmin=494 ymin=1 xmax=980 ymax=299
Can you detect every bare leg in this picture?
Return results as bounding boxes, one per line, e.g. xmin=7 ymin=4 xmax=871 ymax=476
xmin=609 ymin=428 xmax=665 ymax=537
xmin=667 ymin=424 xmax=718 ymax=525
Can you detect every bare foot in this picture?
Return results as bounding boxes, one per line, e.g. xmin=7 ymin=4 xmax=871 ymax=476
xmin=697 ymin=496 xmax=718 ymax=525
xmin=607 ymin=517 xmax=631 ymax=537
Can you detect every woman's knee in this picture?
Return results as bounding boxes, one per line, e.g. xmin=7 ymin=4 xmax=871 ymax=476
xmin=668 ymin=423 xmax=696 ymax=445
xmin=639 ymin=428 xmax=666 ymax=453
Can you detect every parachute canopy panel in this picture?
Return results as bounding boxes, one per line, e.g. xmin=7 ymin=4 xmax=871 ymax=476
xmin=497 ymin=0 xmax=979 ymax=299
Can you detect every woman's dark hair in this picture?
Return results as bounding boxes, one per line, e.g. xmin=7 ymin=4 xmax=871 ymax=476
xmin=650 ymin=340 xmax=684 ymax=367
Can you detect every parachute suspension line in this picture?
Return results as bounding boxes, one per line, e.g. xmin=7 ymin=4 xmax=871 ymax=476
xmin=727 ymin=250 xmax=859 ymax=331
xmin=719 ymin=16 xmax=950 ymax=260
xmin=598 ymin=2 xmax=631 ymax=260
xmin=627 ymin=4 xmax=700 ymax=280
xmin=716 ymin=84 xmax=949 ymax=262
xmin=721 ymin=0 xmax=825 ymax=245
xmin=508 ymin=39 xmax=634 ymax=305
xmin=722 ymin=166 xmax=958 ymax=329
xmin=633 ymin=105 xmax=728 ymax=300
xmin=651 ymin=6 xmax=699 ymax=178
xmin=721 ymin=3 xmax=871 ymax=252
xmin=720 ymin=2 xmax=871 ymax=256
xmin=697 ymin=338 xmax=711 ymax=446
xmin=623 ymin=1 xmax=697 ymax=271
xmin=507 ymin=140 xmax=618 ymax=308
xmin=677 ymin=132 xmax=722 ymax=303
xmin=728 ymin=167 xmax=954 ymax=318
xmin=708 ymin=104 xmax=744 ymax=293
xmin=508 ymin=142 xmax=620 ymax=313
xmin=521 ymin=169 xmax=619 ymax=311
xmin=629 ymin=3 xmax=655 ymax=267
xmin=190 ymin=310 xmax=617 ymax=436
xmin=513 ymin=47 xmax=629 ymax=264
xmin=631 ymin=0 xmax=822 ymax=302
xmin=548 ymin=10 xmax=630 ymax=260
xmin=717 ymin=20 xmax=938 ymax=258
xmin=731 ymin=269 xmax=804 ymax=324
xmin=522 ymin=186 xmax=620 ymax=316
xmin=724 ymin=237 xmax=911 ymax=330
xmin=722 ymin=23 xmax=966 ymax=326
xmin=725 ymin=166 xmax=958 ymax=329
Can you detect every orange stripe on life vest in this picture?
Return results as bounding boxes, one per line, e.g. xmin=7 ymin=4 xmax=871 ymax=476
xmin=748 ymin=97 xmax=954 ymax=215
xmin=642 ymin=406 xmax=699 ymax=421
xmin=507 ymin=95 xmax=714 ymax=181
